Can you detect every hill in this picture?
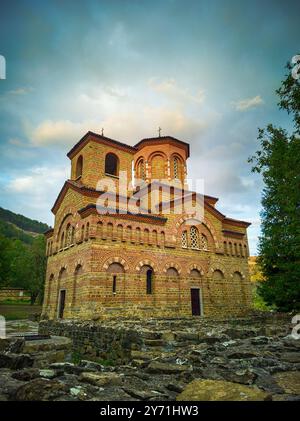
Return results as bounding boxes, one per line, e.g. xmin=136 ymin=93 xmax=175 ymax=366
xmin=0 ymin=207 xmax=50 ymax=234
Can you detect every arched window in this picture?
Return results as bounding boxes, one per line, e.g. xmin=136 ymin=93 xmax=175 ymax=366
xmin=212 ymin=269 xmax=224 ymax=280
xmin=117 ymin=224 xmax=123 ymax=241
xmin=173 ymin=157 xmax=179 ymax=179
xmin=107 ymin=223 xmax=113 ymax=238
xmin=137 ymin=159 xmax=145 ymax=180
xmin=190 ymin=269 xmax=201 ymax=278
xmin=107 ymin=262 xmax=125 ymax=295
xmin=75 ymin=155 xmax=83 ymax=178
xmin=160 ymin=231 xmax=165 ymax=247
xmin=141 ymin=265 xmax=153 ymax=294
xmin=224 ymin=241 xmax=228 ymax=255
xmin=181 ymin=231 xmax=188 ymax=248
xmin=60 ymin=232 xmax=64 ymax=249
xmin=81 ymin=225 xmax=85 ymax=242
xmin=146 ymin=269 xmax=153 ymax=294
xmin=201 ymin=234 xmax=208 ymax=250
xmin=85 ymin=222 xmax=90 ymax=240
xmin=65 ymin=224 xmax=72 ymax=247
xmin=105 ymin=153 xmax=119 ymax=176
xmin=144 ymin=229 xmax=150 ymax=244
xmin=72 ymin=264 xmax=83 ymax=306
xmin=190 ymin=226 xmax=200 ymax=249
xmin=152 ymin=230 xmax=158 ymax=246
xmin=136 ymin=227 xmax=141 ymax=243
xmin=166 ymin=267 xmax=179 ymax=277
xmin=97 ymin=221 xmax=103 ymax=237
xmin=239 ymin=244 xmax=243 ymax=257
xmin=126 ymin=226 xmax=132 ymax=242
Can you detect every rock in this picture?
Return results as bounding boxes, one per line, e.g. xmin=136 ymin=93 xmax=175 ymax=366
xmin=13 ymin=378 xmax=68 ymax=401
xmin=22 ymin=336 xmax=72 ymax=353
xmin=220 ymin=369 xmax=257 ymax=385
xmin=253 ymin=369 xmax=284 ymax=394
xmin=251 ymin=336 xmax=269 ymax=345
xmin=0 ymin=339 xmax=10 ymax=352
xmin=0 ymin=369 xmax=26 ymax=397
xmin=146 ymin=361 xmax=189 ymax=374
xmin=80 ymin=360 xmax=105 ymax=372
xmin=131 ymin=350 xmax=162 ymax=361
xmin=175 ymin=331 xmax=199 ymax=342
xmin=79 ymin=372 xmax=122 ymax=387
xmin=227 ymin=350 xmax=258 ymax=359
xmin=11 ymin=368 xmax=40 ymax=381
xmin=273 ymin=371 xmax=300 ymax=395
xmin=0 ymin=353 xmax=33 ymax=370
xmin=161 ymin=331 xmax=175 ymax=342
xmin=166 ymin=383 xmax=185 ymax=393
xmin=176 ymin=379 xmax=271 ymax=401
xmin=281 ymin=353 xmax=300 ymax=363
xmin=39 ymin=369 xmax=57 ymax=379
xmin=70 ymin=386 xmax=88 ymax=399
xmin=123 ymin=388 xmax=158 ymax=400
xmin=144 ymin=339 xmax=165 ymax=346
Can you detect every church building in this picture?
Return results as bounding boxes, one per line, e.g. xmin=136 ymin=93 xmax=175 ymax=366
xmin=42 ymin=131 xmax=252 ymax=319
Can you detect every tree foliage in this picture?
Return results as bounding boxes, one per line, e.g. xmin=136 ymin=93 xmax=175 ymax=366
xmin=249 ymin=60 xmax=300 ymax=312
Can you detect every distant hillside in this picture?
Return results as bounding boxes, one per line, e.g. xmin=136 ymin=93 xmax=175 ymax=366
xmin=0 ymin=207 xmax=50 ymax=244
xmin=0 ymin=207 xmax=50 ymax=234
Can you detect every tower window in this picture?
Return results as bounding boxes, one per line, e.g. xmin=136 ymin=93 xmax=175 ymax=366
xmin=75 ymin=155 xmax=83 ymax=178
xmin=174 ymin=157 xmax=179 ymax=179
xmin=105 ymin=153 xmax=119 ymax=176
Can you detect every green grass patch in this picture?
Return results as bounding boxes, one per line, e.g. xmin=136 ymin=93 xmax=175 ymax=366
xmin=0 ymin=304 xmax=41 ymax=320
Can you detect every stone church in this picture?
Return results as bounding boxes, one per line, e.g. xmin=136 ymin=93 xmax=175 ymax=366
xmin=42 ymin=131 xmax=252 ymax=320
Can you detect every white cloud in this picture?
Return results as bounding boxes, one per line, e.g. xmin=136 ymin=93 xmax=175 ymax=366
xmin=232 ymin=95 xmax=264 ymax=111
xmin=7 ymin=87 xmax=33 ymax=96
xmin=7 ymin=166 xmax=68 ymax=211
xmin=148 ymin=78 xmax=205 ymax=105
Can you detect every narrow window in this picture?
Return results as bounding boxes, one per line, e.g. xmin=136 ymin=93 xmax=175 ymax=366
xmin=112 ymin=275 xmax=117 ymax=294
xmin=146 ymin=269 xmax=152 ymax=294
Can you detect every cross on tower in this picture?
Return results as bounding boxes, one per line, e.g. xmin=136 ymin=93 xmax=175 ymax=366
xmin=158 ymin=127 xmax=162 ymax=137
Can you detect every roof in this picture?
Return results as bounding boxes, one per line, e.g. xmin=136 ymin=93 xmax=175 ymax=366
xmin=134 ymin=136 xmax=190 ymax=157
xmin=67 ymin=131 xmax=137 ymax=159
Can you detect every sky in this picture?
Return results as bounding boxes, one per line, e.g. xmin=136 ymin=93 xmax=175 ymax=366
xmin=0 ymin=0 xmax=299 ymax=255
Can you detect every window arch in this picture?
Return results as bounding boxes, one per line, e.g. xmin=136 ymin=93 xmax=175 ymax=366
xmin=190 ymin=269 xmax=201 ymax=278
xmin=105 ymin=153 xmax=119 ymax=176
xmin=137 ymin=159 xmax=145 ymax=180
xmin=166 ymin=267 xmax=179 ymax=277
xmin=190 ymin=226 xmax=200 ymax=249
xmin=75 ymin=155 xmax=83 ymax=178
xmin=107 ymin=262 xmax=125 ymax=295
xmin=212 ymin=269 xmax=224 ymax=280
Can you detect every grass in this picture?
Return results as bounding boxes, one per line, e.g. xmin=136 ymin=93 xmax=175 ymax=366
xmin=0 ymin=298 xmax=31 ymax=305
xmin=0 ymin=303 xmax=42 ymax=320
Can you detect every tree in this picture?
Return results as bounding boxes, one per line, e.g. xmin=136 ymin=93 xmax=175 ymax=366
xmin=249 ymin=59 xmax=300 ymax=312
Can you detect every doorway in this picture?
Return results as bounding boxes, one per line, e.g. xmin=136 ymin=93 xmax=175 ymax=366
xmin=58 ymin=289 xmax=66 ymax=319
xmin=191 ymin=288 xmax=201 ymax=316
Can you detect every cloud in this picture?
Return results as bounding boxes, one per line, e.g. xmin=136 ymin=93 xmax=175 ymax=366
xmin=149 ymin=78 xmax=205 ymax=105
xmin=7 ymin=87 xmax=33 ymax=96
xmin=27 ymin=105 xmax=211 ymax=147
xmin=232 ymin=95 xmax=264 ymax=111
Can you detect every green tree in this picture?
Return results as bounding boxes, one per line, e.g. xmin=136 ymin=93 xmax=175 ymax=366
xmin=249 ymin=60 xmax=300 ymax=312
